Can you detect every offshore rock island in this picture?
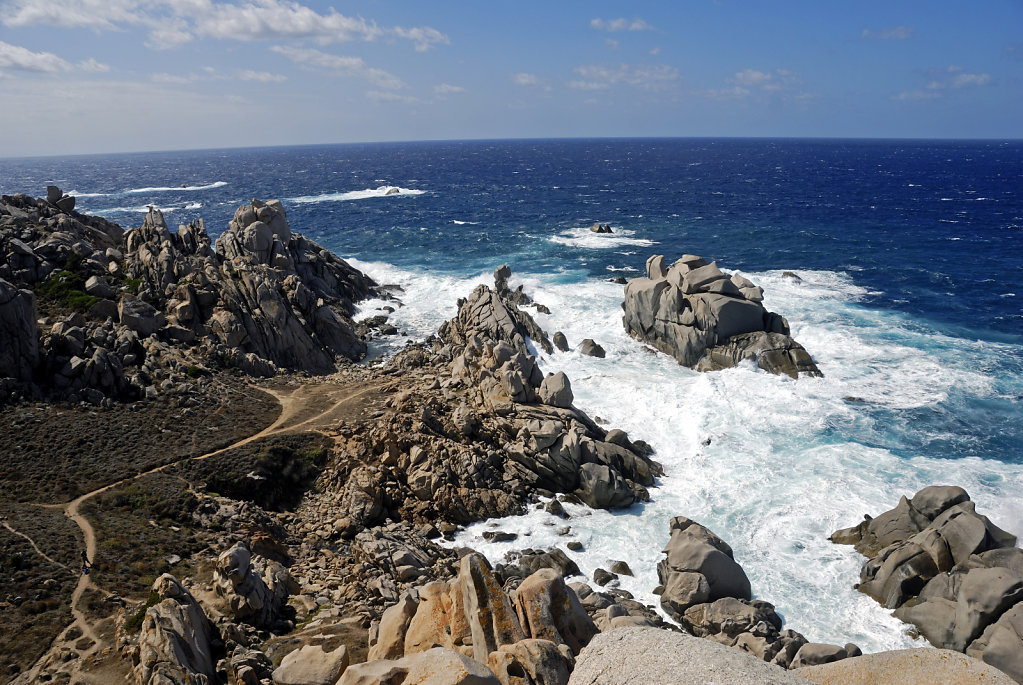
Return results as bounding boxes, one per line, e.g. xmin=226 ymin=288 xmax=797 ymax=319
xmin=0 ymin=189 xmax=1018 ymax=684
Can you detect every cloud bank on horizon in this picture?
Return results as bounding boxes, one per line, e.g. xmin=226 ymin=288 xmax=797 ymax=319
xmin=0 ymin=0 xmax=1020 ymax=156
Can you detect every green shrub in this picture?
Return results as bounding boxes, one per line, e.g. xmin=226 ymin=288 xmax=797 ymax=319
xmin=123 ymin=590 xmax=160 ymax=632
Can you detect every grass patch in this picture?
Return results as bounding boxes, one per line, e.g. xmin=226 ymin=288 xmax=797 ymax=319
xmin=34 ymin=269 xmax=101 ymax=313
xmin=0 ymin=378 xmax=280 ymax=504
xmin=82 ymin=472 xmax=209 ymax=600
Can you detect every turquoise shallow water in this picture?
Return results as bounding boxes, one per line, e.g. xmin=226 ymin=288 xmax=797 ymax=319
xmin=4 ymin=138 xmax=1022 ymax=649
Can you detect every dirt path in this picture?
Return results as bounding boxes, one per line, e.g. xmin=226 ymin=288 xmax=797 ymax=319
xmin=17 ymin=377 xmax=387 ymax=684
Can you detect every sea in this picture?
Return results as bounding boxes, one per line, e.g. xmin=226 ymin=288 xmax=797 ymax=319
xmin=3 ymin=138 xmax=1022 ymax=653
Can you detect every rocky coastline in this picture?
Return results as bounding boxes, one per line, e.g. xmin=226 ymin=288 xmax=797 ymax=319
xmin=1 ymin=189 xmax=1018 ymax=684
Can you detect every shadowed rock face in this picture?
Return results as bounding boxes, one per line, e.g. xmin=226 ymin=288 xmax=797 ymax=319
xmin=1 ymin=191 xmax=379 ymax=403
xmin=622 ymin=254 xmax=822 ymax=378
xmin=832 ymin=485 xmax=1022 ymax=682
xmin=134 ymin=574 xmax=218 ymax=685
xmin=123 ymin=200 xmax=375 ymax=375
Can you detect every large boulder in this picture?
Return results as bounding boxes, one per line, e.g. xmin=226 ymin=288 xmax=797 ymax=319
xmin=212 ymin=541 xmax=295 ymax=628
xmin=833 ymin=485 xmax=1022 ymax=681
xmin=657 ymin=516 xmax=751 ymax=617
xmin=272 ymin=644 xmax=349 ymax=685
xmin=0 ymin=279 xmax=39 ymax=382
xmin=623 ymin=254 xmax=822 ymax=377
xmin=134 ymin=574 xmax=217 ymax=685
xmin=337 ymin=648 xmax=500 ymax=685
xmin=796 ymin=647 xmax=1017 ymax=685
xmin=566 ymin=627 xmax=810 ymax=685
xmin=512 ymin=568 xmax=598 ymax=655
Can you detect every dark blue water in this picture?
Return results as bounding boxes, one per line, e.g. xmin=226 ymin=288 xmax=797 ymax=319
xmin=4 ymin=139 xmax=1021 ymax=339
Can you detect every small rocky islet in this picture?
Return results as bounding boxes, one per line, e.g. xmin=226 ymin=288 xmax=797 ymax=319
xmin=1 ymin=189 xmax=1019 ymax=684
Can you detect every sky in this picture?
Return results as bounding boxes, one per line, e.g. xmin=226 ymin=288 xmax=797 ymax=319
xmin=0 ymin=1 xmax=1021 ymax=157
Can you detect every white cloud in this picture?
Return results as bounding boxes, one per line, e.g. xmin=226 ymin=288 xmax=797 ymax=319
xmin=590 ymin=17 xmax=654 ymax=32
xmin=2 ymin=0 xmax=449 ymax=51
xmin=724 ymin=68 xmax=801 ymax=94
xmin=892 ymin=89 xmax=939 ymax=101
xmin=433 ymin=83 xmax=464 ymax=95
xmin=731 ymin=68 xmax=772 ymax=87
xmin=911 ymin=65 xmax=992 ymax=97
xmin=151 ymin=71 xmax=198 ymax=84
xmin=393 ymin=25 xmax=450 ymax=52
xmin=77 ymin=57 xmax=110 ymax=72
xmin=605 ymin=38 xmax=619 ymax=50
xmin=862 ymin=26 xmax=913 ymax=40
xmin=271 ymin=45 xmax=404 ymax=89
xmin=649 ymin=46 xmax=661 ymax=56
xmin=0 ymin=40 xmax=70 ymax=72
xmin=569 ymin=63 xmax=680 ymax=91
xmin=513 ymin=72 xmax=541 ymax=86
xmin=239 ymin=69 xmax=287 ymax=83
xmin=700 ymin=86 xmax=751 ymax=100
xmin=366 ymin=90 xmax=419 ymax=104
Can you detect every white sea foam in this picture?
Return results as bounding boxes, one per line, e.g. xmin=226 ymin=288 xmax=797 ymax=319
xmin=185 ymin=202 xmax=202 ymax=209
xmin=453 ymin=220 xmax=480 ymax=225
xmin=346 ymin=260 xmax=1023 ymax=654
xmin=67 ymin=181 xmax=227 ymax=197
xmin=549 ymin=226 xmax=657 ymax=250
xmin=288 ymin=186 xmax=426 ymax=204
xmin=126 ymin=181 xmax=227 ymax=193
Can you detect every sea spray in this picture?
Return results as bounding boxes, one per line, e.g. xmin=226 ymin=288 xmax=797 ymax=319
xmin=352 ymin=259 xmax=1023 ymax=653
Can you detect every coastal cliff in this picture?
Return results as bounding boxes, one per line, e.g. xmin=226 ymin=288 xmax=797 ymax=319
xmin=1 ymin=190 xmax=1015 ymax=684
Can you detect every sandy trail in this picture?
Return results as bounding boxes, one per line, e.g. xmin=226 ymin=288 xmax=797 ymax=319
xmin=17 ymin=377 xmax=383 ymax=683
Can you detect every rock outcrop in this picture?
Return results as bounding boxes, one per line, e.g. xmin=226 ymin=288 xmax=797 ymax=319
xmin=622 ymin=253 xmax=821 ymax=378
xmin=133 ymin=574 xmax=219 ymax=685
xmin=212 ymin=541 xmax=297 ymax=629
xmin=832 ymin=485 xmax=1022 ymax=682
xmin=0 ymin=278 xmax=39 ymax=382
xmin=656 ymin=516 xmax=854 ymax=671
xmin=0 ymin=191 xmax=379 ymax=403
xmin=363 ymin=553 xmax=585 ymax=685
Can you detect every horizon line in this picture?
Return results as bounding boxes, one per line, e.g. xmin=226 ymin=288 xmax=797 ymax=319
xmin=4 ymin=134 xmax=1022 ymax=163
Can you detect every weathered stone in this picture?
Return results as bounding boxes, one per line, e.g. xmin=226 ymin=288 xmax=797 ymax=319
xmin=135 ymin=574 xmax=217 ymax=685
xmin=488 ymin=639 xmax=573 ymax=685
xmin=213 ymin=541 xmax=295 ymax=628
xmin=337 ymin=647 xmax=500 ymax=685
xmin=796 ymin=647 xmax=1017 ymax=685
xmin=0 ymin=279 xmax=39 ymax=382
xmin=512 ymin=568 xmax=598 ymax=655
xmin=369 ymin=590 xmax=420 ymax=661
xmin=538 ymin=372 xmax=573 ymax=408
xmin=567 ymin=627 xmax=809 ymax=685
xmin=552 ymin=331 xmax=569 ymax=352
xmin=272 ymin=644 xmax=349 ymax=685
xmin=578 ymin=339 xmax=605 ymax=358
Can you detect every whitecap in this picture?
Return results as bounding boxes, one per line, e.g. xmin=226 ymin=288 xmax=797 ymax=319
xmin=185 ymin=202 xmax=202 ymax=210
xmin=288 ymin=186 xmax=426 ymax=204
xmin=125 ymin=181 xmax=227 ymax=193
xmin=453 ymin=220 xmax=480 ymax=225
xmin=549 ymin=226 xmax=656 ymax=250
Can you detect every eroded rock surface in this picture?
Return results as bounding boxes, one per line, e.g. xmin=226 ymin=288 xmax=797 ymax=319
xmin=133 ymin=574 xmax=218 ymax=685
xmin=622 ymin=253 xmax=821 ymax=378
xmin=832 ymin=485 xmax=1022 ymax=682
xmin=656 ymin=516 xmax=852 ymax=670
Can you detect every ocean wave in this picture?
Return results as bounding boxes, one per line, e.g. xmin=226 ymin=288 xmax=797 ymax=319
xmin=453 ymin=220 xmax=480 ymax=225
xmin=126 ymin=181 xmax=227 ymax=194
xmin=548 ymin=226 xmax=657 ymax=250
xmin=67 ymin=181 xmax=227 ymax=197
xmin=288 ymin=186 xmax=426 ymax=204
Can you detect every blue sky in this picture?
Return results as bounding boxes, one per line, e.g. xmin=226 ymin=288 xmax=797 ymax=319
xmin=1 ymin=1 xmax=1021 ymax=156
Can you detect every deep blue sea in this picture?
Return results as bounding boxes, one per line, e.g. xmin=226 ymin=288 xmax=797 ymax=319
xmin=4 ymin=138 xmax=1022 ymax=651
